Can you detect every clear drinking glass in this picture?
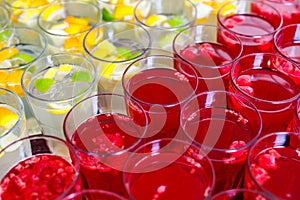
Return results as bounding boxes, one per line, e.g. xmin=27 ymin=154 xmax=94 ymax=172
xmin=0 ymin=135 xmax=81 ymax=200
xmin=180 ymin=90 xmax=262 ymax=194
xmin=229 ymin=53 xmax=300 ymax=135
xmin=38 ymin=1 xmax=101 ymax=54
xmin=0 ymin=5 xmax=10 ymax=30
xmin=0 ymin=88 xmax=26 ymax=151
xmin=122 ymin=55 xmax=198 ymax=142
xmin=211 ymin=188 xmax=272 ymax=200
xmin=134 ymin=0 xmax=197 ymax=50
xmin=217 ymin=0 xmax=283 ymax=55
xmin=123 ymin=138 xmax=215 ymax=200
xmin=245 ymin=132 xmax=300 ymax=200
xmin=84 ymin=21 xmax=151 ymax=94
xmin=21 ymin=53 xmax=97 ymax=139
xmin=173 ymin=24 xmax=243 ymax=93
xmin=63 ymin=94 xmax=148 ymax=197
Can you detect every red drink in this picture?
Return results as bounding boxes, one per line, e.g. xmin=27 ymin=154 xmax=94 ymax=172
xmin=71 ymin=113 xmax=143 ymax=196
xmin=125 ymin=68 xmax=196 ymax=141
xmin=221 ymin=14 xmax=275 ymax=55
xmin=0 ymin=154 xmax=78 ymax=200
xmin=246 ymin=132 xmax=300 ymax=199
xmin=259 ymin=0 xmax=300 ymax=26
xmin=232 ymin=68 xmax=298 ymax=134
xmin=177 ymin=42 xmax=236 ymax=92
xmin=127 ymin=155 xmax=212 ymax=200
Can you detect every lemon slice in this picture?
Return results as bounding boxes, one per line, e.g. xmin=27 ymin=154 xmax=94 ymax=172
xmin=46 ymin=103 xmax=72 ymax=115
xmin=145 ymin=15 xmax=168 ymax=26
xmin=93 ymin=40 xmax=116 ymax=59
xmin=0 ymin=105 xmax=19 ymax=134
xmin=42 ymin=4 xmax=64 ymax=21
xmin=44 ymin=68 xmax=59 ymax=79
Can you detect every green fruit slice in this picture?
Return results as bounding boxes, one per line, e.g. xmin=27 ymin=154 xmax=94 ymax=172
xmin=72 ymin=71 xmax=92 ymax=82
xmin=34 ymin=78 xmax=55 ymax=93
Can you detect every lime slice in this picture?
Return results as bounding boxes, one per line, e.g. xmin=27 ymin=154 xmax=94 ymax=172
xmin=46 ymin=103 xmax=72 ymax=115
xmin=167 ymin=16 xmax=184 ymax=27
xmin=0 ymin=30 xmax=9 ymax=42
xmin=11 ymin=53 xmax=34 ymax=66
xmin=72 ymin=71 xmax=92 ymax=82
xmin=34 ymin=78 xmax=55 ymax=93
xmin=102 ymin=7 xmax=115 ymax=21
xmin=116 ymin=47 xmax=132 ymax=59
xmin=127 ymin=51 xmax=142 ymax=60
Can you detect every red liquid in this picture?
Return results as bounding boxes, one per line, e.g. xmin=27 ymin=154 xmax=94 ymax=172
xmin=260 ymin=0 xmax=300 ymax=26
xmin=177 ymin=42 xmax=236 ymax=92
xmin=183 ymin=108 xmax=253 ymax=194
xmin=250 ymin=147 xmax=300 ymax=199
xmin=0 ymin=154 xmax=77 ymax=200
xmin=127 ymin=155 xmax=212 ymax=200
xmin=231 ymin=68 xmax=299 ymax=134
xmin=71 ymin=113 xmax=142 ymax=196
xmin=125 ymin=68 xmax=196 ymax=141
xmin=221 ymin=14 xmax=275 ymax=55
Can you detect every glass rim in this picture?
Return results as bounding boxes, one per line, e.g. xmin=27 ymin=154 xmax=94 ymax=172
xmin=230 ymin=52 xmax=300 ymax=105
xmin=217 ymin=0 xmax=283 ymax=38
xmin=21 ymin=53 xmax=97 ymax=102
xmin=0 ymin=88 xmax=25 ymax=140
xmin=122 ymin=137 xmax=216 ymax=197
xmin=4 ymin=0 xmax=53 ymax=9
xmin=246 ymin=131 xmax=300 ymax=197
xmin=63 ymin=189 xmax=126 ymax=200
xmin=0 ymin=134 xmax=81 ymax=200
xmin=0 ymin=6 xmax=11 ymax=30
xmin=121 ymin=55 xmax=199 ymax=108
xmin=63 ymin=93 xmax=148 ymax=158
xmin=83 ymin=20 xmax=152 ymax=63
xmin=181 ymin=90 xmax=263 ymax=153
xmin=0 ymin=26 xmax=48 ymax=70
xmin=172 ymin=24 xmax=244 ymax=70
xmin=37 ymin=1 xmax=101 ymax=37
xmin=211 ymin=188 xmax=272 ymax=199
xmin=274 ymin=23 xmax=300 ymax=64
xmin=133 ymin=0 xmax=197 ymax=30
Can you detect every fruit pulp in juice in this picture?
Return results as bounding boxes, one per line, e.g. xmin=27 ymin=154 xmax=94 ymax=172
xmin=125 ymin=68 xmax=196 ymax=141
xmin=220 ymin=14 xmax=275 ymax=55
xmin=231 ymin=68 xmax=299 ymax=134
xmin=71 ymin=113 xmax=143 ymax=196
xmin=175 ymin=42 xmax=236 ymax=92
xmin=127 ymin=154 xmax=212 ymax=200
xmin=182 ymin=107 xmax=253 ymax=193
xmin=250 ymin=147 xmax=300 ymax=199
xmin=0 ymin=154 xmax=77 ymax=200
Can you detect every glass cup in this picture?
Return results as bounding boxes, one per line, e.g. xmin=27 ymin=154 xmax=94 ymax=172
xmin=211 ymin=189 xmax=272 ymax=200
xmin=0 ymin=5 xmax=10 ymax=30
xmin=0 ymin=88 xmax=26 ymax=151
xmin=122 ymin=55 xmax=198 ymax=142
xmin=4 ymin=0 xmax=53 ymax=28
xmin=123 ymin=138 xmax=215 ymax=200
xmin=274 ymin=23 xmax=300 ymax=86
xmin=134 ymin=0 xmax=197 ymax=50
xmin=260 ymin=0 xmax=300 ymax=26
xmin=180 ymin=90 xmax=262 ymax=194
xmin=63 ymin=189 xmax=126 ymax=200
xmin=99 ymin=0 xmax=140 ymax=22
xmin=245 ymin=132 xmax=300 ymax=199
xmin=0 ymin=27 xmax=47 ymax=134
xmin=21 ymin=53 xmax=97 ymax=139
xmin=0 ymin=135 xmax=81 ymax=200
xmin=38 ymin=1 xmax=101 ymax=54
xmin=84 ymin=21 xmax=151 ymax=94
xmin=217 ymin=0 xmax=283 ymax=55
xmin=173 ymin=24 xmax=243 ymax=93
xmin=229 ymin=53 xmax=300 ymax=135
xmin=63 ymin=94 xmax=148 ymax=197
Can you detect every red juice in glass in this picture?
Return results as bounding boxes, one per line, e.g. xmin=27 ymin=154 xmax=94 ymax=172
xmin=71 ymin=113 xmax=143 ymax=197
xmin=259 ymin=0 xmax=300 ymax=26
xmin=176 ymin=42 xmax=236 ymax=92
xmin=125 ymin=68 xmax=196 ymax=141
xmin=246 ymin=132 xmax=300 ymax=199
xmin=0 ymin=154 xmax=77 ymax=200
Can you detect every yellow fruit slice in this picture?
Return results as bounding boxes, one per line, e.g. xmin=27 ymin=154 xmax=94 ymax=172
xmin=218 ymin=0 xmax=237 ymax=16
xmin=44 ymin=67 xmax=59 ymax=79
xmin=6 ymin=70 xmax=24 ymax=97
xmin=42 ymin=4 xmax=64 ymax=21
xmin=114 ymin=5 xmax=135 ymax=21
xmin=46 ymin=103 xmax=72 ymax=115
xmin=92 ymin=40 xmax=116 ymax=59
xmin=144 ymin=15 xmax=168 ymax=26
xmin=0 ymin=105 xmax=19 ymax=136
xmin=0 ymin=47 xmax=19 ymax=62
